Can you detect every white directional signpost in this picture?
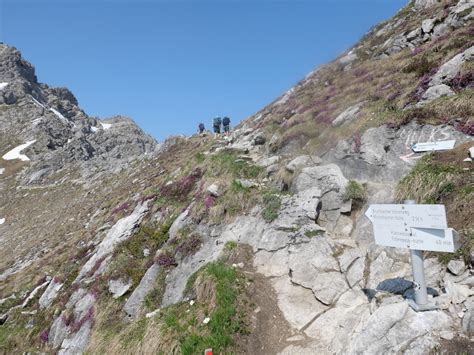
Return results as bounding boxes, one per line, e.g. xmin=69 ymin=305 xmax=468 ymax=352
xmin=365 ymin=200 xmax=461 ymax=311
xmin=411 ymin=140 xmax=455 ymax=153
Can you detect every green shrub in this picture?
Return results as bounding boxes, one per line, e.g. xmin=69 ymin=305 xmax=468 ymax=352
xmin=109 ymin=221 xmax=173 ymax=287
xmin=305 ymin=230 xmax=323 ymax=238
xmin=115 ymin=222 xmax=172 ymax=258
xmin=209 ymin=152 xmax=263 ymax=179
xmin=230 ymin=179 xmax=248 ymax=193
xmin=224 ymin=241 xmax=238 ymax=251
xmin=161 ymin=261 xmax=245 ymax=355
xmin=402 ymin=55 xmax=437 ymax=77
xmin=262 ymin=192 xmax=282 ymax=222
xmin=143 ymin=271 xmax=167 ymax=311
xmin=195 ymin=152 xmax=206 ymax=163
xmin=343 ymin=180 xmax=367 ymax=203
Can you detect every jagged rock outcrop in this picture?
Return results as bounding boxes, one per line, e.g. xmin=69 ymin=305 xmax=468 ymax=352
xmin=0 ymin=43 xmax=160 ymax=183
xmin=323 ymin=122 xmax=472 ymax=182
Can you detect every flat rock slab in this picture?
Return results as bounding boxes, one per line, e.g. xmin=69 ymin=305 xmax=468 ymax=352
xmin=304 ymin=290 xmax=370 ymax=353
xmin=108 ymin=279 xmax=132 ymax=299
xmin=272 ymin=276 xmax=328 ymax=330
xmin=420 ymin=84 xmax=455 ymax=104
xmin=39 ymin=279 xmax=63 ymax=309
xmin=429 ymin=46 xmax=474 ymax=86
xmin=285 ymin=155 xmax=321 ymax=172
xmin=254 ymin=248 xmax=289 ymax=278
xmin=76 ymin=201 xmax=149 ymax=281
xmin=294 ymin=164 xmax=348 ymax=195
xmin=347 ymin=302 xmax=453 ymax=354
xmin=332 ymin=103 xmax=363 ymax=127
xmin=124 ymin=264 xmax=161 ymax=319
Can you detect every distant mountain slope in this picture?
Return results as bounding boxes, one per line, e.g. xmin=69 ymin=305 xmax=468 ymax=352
xmin=238 ymin=0 xmax=472 ymax=155
xmin=0 ymin=43 xmax=159 ymax=183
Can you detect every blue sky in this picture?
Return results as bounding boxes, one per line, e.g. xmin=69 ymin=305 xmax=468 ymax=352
xmin=1 ymin=0 xmax=407 ymax=141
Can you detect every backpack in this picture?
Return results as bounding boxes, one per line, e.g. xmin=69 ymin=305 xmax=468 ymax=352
xmin=222 ymin=117 xmax=230 ymax=125
xmin=213 ymin=117 xmax=222 ymax=126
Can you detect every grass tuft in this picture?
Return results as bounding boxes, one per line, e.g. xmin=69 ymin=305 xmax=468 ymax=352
xmin=160 ymin=261 xmax=247 ymax=355
xmin=343 ymin=180 xmax=367 ymax=203
xmin=262 ymin=192 xmax=282 ymax=222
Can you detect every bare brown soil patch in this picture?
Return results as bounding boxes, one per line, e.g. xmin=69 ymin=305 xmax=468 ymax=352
xmin=228 ymin=245 xmax=294 ymax=354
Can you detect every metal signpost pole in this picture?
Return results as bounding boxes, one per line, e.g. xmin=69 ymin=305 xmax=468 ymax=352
xmin=404 ymin=200 xmax=437 ymax=312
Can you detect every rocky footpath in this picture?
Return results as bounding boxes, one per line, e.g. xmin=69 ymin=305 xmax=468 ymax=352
xmin=37 ymin=119 xmax=472 ymax=354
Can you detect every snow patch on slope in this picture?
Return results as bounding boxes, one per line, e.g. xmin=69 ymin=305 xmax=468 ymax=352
xmin=0 ymin=167 xmax=4 ymax=175
xmin=30 ymin=96 xmax=46 ymax=109
xmin=50 ymin=108 xmax=68 ymax=123
xmin=0 ymin=218 xmax=5 ymax=225
xmin=2 ymin=140 xmax=36 ymax=161
xmin=100 ymin=122 xmax=112 ymax=130
xmin=0 ymin=82 xmax=8 ymax=90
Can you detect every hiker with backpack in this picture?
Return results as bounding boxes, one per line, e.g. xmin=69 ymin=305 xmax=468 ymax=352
xmin=222 ymin=116 xmax=231 ymax=136
xmin=198 ymin=123 xmax=205 ymax=134
xmin=213 ymin=117 xmax=222 ymax=137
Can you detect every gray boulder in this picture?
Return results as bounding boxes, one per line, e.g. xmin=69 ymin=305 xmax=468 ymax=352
xmin=430 ymin=46 xmax=474 ymax=86
xmin=256 ymin=155 xmax=280 ymax=168
xmin=75 ymin=201 xmax=149 ymax=281
xmin=48 ymin=315 xmax=69 ymax=349
xmin=272 ymin=276 xmax=328 ymax=330
xmin=235 ymin=179 xmax=257 ymax=188
xmin=39 ymin=278 xmax=63 ymax=309
xmin=447 ymin=259 xmax=466 ymax=276
xmin=273 ymin=186 xmax=322 ymax=229
xmin=462 ymin=309 xmax=474 ymax=336
xmin=123 ymin=264 xmax=161 ymax=319
xmin=207 ymin=183 xmax=221 ymax=197
xmin=285 ymin=155 xmax=321 ymax=173
xmin=432 ymin=23 xmax=451 ymax=39
xmin=108 ymin=279 xmax=132 ymax=299
xmin=419 ymin=84 xmax=455 ymax=104
xmin=293 ymin=164 xmax=347 ymax=194
xmin=303 ymin=290 xmax=370 ymax=353
xmin=406 ymin=27 xmax=421 ymax=41
xmin=421 ymin=18 xmax=436 ymax=33
xmin=347 ymin=302 xmax=452 ymax=354
xmin=288 ymin=239 xmax=348 ymax=305
xmin=338 ymin=51 xmax=358 ymax=69
xmin=332 ymin=103 xmax=363 ymax=127
xmin=323 ymin=122 xmax=472 ymax=182
xmin=59 ymin=320 xmax=92 ymax=355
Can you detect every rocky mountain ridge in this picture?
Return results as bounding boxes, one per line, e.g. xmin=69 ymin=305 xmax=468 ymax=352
xmin=0 ymin=43 xmax=159 ymax=183
xmin=0 ymin=0 xmax=473 ymax=354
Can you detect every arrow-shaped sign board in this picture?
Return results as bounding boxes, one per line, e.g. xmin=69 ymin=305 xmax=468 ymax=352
xmin=366 ymin=204 xmax=460 ymax=252
xmin=365 ymin=204 xmax=447 ymax=229
xmin=372 ymin=225 xmax=460 ymax=252
xmin=411 ymin=140 xmax=455 ymax=153
xmin=411 ymin=227 xmax=460 ymax=253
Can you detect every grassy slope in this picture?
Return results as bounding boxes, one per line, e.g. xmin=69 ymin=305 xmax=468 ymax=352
xmin=0 ymin=135 xmax=272 ymax=352
xmin=249 ymin=1 xmax=473 ymax=155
